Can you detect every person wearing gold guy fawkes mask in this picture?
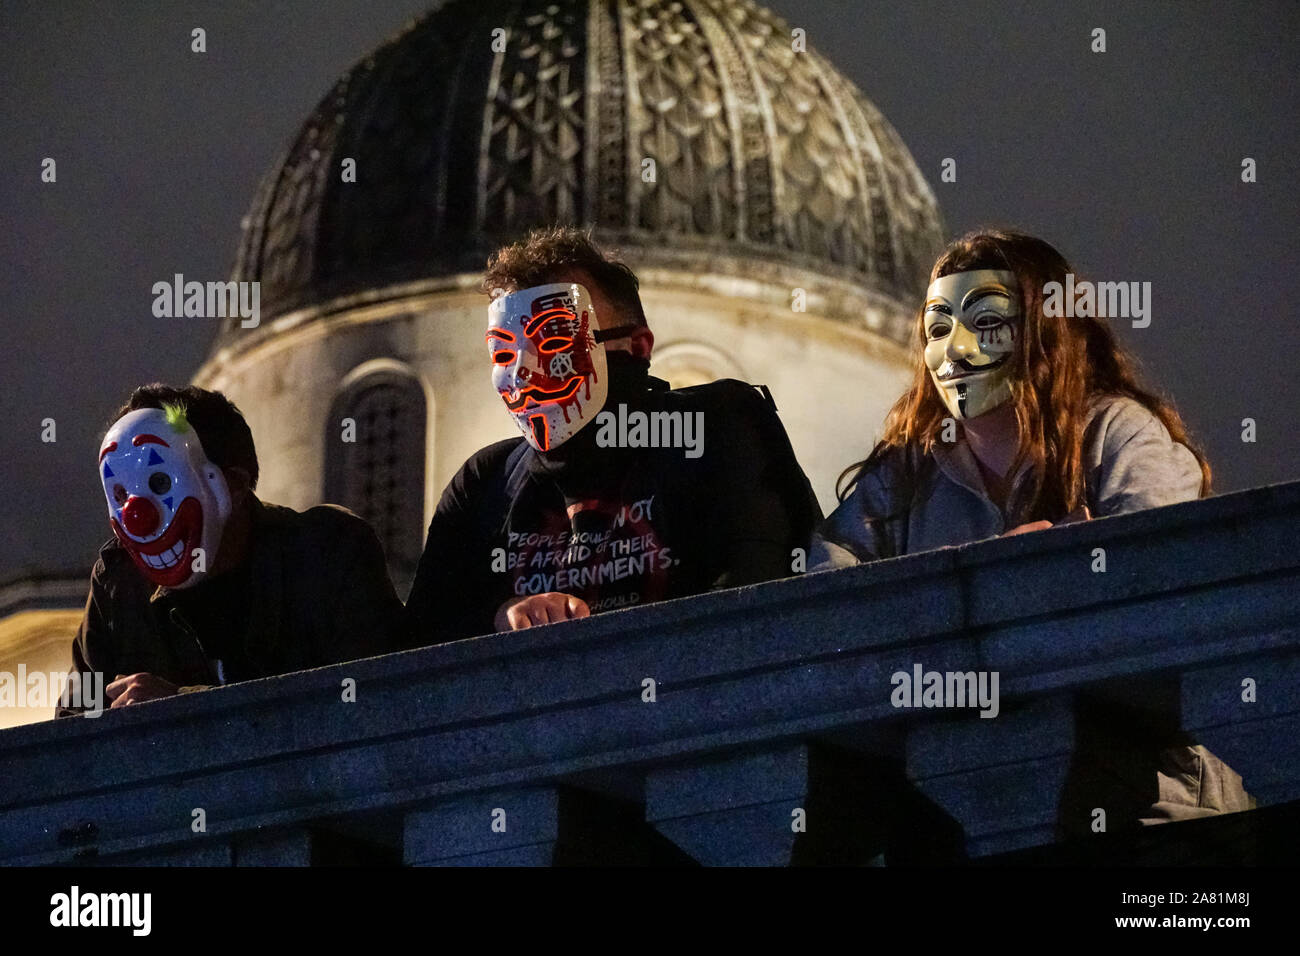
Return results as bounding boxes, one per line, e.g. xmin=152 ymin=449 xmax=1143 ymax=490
xmin=811 ymin=229 xmax=1253 ymax=833
xmin=57 ymin=385 xmax=406 ymax=715
xmin=406 ymin=226 xmax=820 ymax=643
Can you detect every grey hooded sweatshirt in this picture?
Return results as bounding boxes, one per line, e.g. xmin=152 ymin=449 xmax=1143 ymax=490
xmin=811 ymin=394 xmax=1203 ymax=567
xmin=810 ymin=393 xmax=1254 ymax=828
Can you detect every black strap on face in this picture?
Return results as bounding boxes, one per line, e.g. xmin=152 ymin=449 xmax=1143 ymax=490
xmin=592 ymin=324 xmax=641 ymax=343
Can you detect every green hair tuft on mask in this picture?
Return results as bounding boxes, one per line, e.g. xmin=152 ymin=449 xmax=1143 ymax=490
xmin=161 ymin=402 xmax=190 ymax=433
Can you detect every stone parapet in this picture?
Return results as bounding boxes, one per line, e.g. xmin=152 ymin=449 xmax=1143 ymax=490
xmin=2 ymin=482 xmax=1297 ymax=865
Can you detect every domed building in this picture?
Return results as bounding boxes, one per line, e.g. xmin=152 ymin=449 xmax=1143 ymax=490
xmin=193 ymin=0 xmax=945 ymax=594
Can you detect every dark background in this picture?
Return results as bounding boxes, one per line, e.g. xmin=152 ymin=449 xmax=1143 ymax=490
xmin=1 ymin=0 xmax=1296 ymax=583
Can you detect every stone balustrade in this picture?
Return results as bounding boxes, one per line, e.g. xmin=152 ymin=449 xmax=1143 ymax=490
xmin=2 ymin=481 xmax=1297 ymax=866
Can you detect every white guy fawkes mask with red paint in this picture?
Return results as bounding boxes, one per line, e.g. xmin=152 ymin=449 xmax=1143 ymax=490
xmin=487 ymin=282 xmax=611 ymax=452
xmin=99 ymin=406 xmax=232 ymax=589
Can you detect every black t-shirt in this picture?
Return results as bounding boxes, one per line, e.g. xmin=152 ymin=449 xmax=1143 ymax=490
xmin=407 ymin=375 xmax=820 ymax=644
xmin=506 ymin=439 xmax=680 ymax=614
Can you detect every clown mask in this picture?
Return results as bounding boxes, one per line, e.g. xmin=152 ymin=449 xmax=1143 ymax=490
xmin=98 ymin=406 xmax=232 ymax=589
xmin=923 ymin=269 xmax=1021 ymax=420
xmin=487 ymin=282 xmax=620 ymax=452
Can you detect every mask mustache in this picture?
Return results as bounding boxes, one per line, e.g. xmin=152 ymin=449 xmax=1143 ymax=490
xmin=502 ymin=376 xmax=584 ymax=410
xmin=937 ymin=355 xmax=1006 ymax=382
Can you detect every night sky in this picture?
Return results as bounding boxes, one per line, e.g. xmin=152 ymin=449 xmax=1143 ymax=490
xmin=1 ymin=0 xmax=1296 ymax=584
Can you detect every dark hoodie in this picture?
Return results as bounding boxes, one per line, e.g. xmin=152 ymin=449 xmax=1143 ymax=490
xmin=407 ymin=355 xmax=820 ymax=645
xmin=57 ymin=497 xmax=407 ymax=716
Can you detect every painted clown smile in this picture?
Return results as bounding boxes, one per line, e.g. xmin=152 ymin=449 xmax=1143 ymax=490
xmin=140 ymin=539 xmax=186 ymax=570
xmin=113 ymin=497 xmax=204 ymax=587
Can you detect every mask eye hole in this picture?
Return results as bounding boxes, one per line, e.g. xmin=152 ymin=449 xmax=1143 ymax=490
xmin=492 ymin=350 xmax=516 ymax=366
xmin=538 ymin=336 xmax=573 ymax=353
xmin=112 ymin=484 xmax=129 ymax=506
xmin=926 ymin=322 xmax=951 ymax=340
xmin=148 ymin=472 xmax=172 ymax=495
xmin=972 ymin=313 xmax=1009 ymax=331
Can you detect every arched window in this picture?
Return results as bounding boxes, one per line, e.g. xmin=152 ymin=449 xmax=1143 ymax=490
xmin=324 ymin=363 xmax=428 ymax=597
xmin=649 ymin=340 xmax=747 ymax=390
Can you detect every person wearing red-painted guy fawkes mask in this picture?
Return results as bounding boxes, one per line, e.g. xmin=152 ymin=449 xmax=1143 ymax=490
xmin=407 ymin=226 xmax=820 ymax=644
xmin=57 ymin=385 xmax=406 ymax=716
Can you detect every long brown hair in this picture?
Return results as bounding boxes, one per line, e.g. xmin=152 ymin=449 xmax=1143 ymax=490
xmin=837 ymin=229 xmax=1211 ymax=518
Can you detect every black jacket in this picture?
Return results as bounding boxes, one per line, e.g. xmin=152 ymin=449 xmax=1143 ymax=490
xmin=408 ymin=376 xmax=821 ymax=645
xmin=57 ymin=498 xmax=407 ymax=716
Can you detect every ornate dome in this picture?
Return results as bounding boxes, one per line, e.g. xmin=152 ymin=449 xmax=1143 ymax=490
xmin=220 ymin=0 xmax=944 ymax=347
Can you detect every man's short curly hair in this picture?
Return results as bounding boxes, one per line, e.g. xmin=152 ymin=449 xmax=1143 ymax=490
xmin=111 ymin=384 xmax=259 ymax=489
xmin=481 ymin=226 xmax=648 ymax=327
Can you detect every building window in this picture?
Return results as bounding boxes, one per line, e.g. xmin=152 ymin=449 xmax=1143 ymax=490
xmin=650 ymin=340 xmax=747 ymax=390
xmin=324 ymin=366 xmax=427 ymax=597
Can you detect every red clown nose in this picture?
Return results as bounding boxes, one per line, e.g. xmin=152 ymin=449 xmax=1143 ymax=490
xmin=121 ymin=495 xmax=161 ymax=538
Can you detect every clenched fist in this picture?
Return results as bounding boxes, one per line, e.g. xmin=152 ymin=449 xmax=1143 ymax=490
xmin=494 ymin=592 xmax=591 ymax=631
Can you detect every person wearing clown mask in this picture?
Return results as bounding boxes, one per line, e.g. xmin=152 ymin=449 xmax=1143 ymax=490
xmin=810 ymin=229 xmax=1251 ymax=831
xmin=407 ymin=226 xmax=819 ymax=643
xmin=57 ymin=385 xmax=406 ymax=715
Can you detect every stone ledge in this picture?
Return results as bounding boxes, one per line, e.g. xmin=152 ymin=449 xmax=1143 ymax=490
xmin=1 ymin=480 xmax=1296 ymax=864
